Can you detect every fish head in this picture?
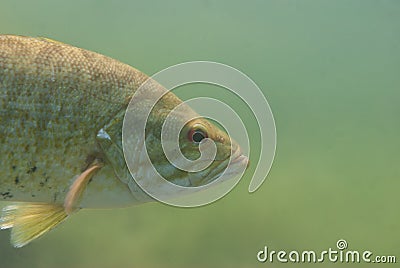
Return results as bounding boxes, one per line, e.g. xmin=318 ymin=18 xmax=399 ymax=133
xmin=143 ymin=93 xmax=249 ymax=188
xmin=106 ymin=82 xmax=249 ymax=203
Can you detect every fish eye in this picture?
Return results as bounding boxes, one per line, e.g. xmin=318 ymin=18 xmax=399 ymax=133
xmin=188 ymin=124 xmax=208 ymax=144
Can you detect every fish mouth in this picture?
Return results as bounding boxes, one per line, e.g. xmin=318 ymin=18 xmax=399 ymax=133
xmin=218 ymin=153 xmax=249 ymax=179
xmin=224 ymin=154 xmax=249 ymax=175
xmin=230 ymin=145 xmax=249 ymax=166
xmin=199 ymin=148 xmax=249 ymax=186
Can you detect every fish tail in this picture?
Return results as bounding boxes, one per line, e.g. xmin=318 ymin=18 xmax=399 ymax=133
xmin=0 ymin=203 xmax=68 ymax=248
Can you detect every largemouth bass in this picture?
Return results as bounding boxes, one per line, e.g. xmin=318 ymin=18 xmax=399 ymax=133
xmin=0 ymin=35 xmax=248 ymax=247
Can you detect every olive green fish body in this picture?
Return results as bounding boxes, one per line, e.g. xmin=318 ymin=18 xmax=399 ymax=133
xmin=0 ymin=35 xmax=248 ymax=247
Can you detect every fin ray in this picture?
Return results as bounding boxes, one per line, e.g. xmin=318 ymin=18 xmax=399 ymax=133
xmin=0 ymin=203 xmax=68 ymax=248
xmin=0 ymin=160 xmax=103 ymax=247
xmin=64 ymin=163 xmax=103 ymax=214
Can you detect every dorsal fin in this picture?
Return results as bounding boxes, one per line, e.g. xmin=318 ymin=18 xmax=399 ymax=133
xmin=37 ymin=37 xmax=66 ymax=45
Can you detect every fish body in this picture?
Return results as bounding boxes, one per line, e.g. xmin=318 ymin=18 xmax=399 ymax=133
xmin=0 ymin=35 xmax=248 ymax=247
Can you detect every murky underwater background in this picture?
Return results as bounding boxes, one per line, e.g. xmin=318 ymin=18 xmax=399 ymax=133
xmin=0 ymin=0 xmax=399 ymax=267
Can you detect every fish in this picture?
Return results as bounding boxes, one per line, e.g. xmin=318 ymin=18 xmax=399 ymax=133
xmin=0 ymin=35 xmax=249 ymax=247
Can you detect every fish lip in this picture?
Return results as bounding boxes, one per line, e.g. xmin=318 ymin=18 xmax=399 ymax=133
xmin=201 ymin=150 xmax=249 ymax=185
xmin=222 ymin=154 xmax=249 ymax=176
xmin=219 ymin=144 xmax=249 ymax=175
xmin=230 ymin=153 xmax=249 ymax=166
xmin=229 ymin=145 xmax=249 ymax=168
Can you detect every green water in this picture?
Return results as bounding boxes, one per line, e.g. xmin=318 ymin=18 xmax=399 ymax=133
xmin=0 ymin=0 xmax=399 ymax=267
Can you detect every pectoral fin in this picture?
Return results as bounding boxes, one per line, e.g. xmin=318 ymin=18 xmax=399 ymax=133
xmin=0 ymin=161 xmax=103 ymax=248
xmin=64 ymin=162 xmax=103 ymax=214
